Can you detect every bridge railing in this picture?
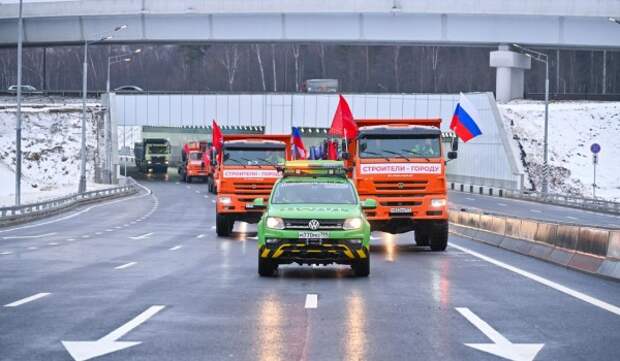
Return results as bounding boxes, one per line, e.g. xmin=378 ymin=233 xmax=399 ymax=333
xmin=0 ymin=182 xmax=138 ymax=227
xmin=450 ymin=182 xmax=620 ymax=215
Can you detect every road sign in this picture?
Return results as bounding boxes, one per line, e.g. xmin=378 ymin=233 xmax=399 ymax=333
xmin=590 ymin=143 xmax=601 ymax=154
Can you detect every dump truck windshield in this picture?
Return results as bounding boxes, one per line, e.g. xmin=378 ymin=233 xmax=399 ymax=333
xmin=272 ymin=182 xmax=356 ymax=204
xmin=148 ymin=145 xmax=169 ymax=154
xmin=359 ymin=135 xmax=441 ymax=159
xmin=189 ymin=152 xmax=202 ymax=160
xmin=223 ymin=148 xmax=285 ymax=166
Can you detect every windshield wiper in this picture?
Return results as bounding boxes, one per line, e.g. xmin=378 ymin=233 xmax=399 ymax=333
xmin=226 ymin=158 xmax=247 ymax=168
xmin=382 ymin=149 xmax=410 ymax=162
xmin=361 ymin=150 xmax=391 ymax=162
xmin=400 ymin=149 xmax=431 ymax=162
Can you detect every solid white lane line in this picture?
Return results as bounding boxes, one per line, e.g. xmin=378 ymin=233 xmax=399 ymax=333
xmin=5 ymin=293 xmax=51 ymax=307
xmin=0 ymin=251 xmax=12 ymax=255
xmin=305 ymin=294 xmax=318 ymax=309
xmin=2 ymin=232 xmax=57 ymax=240
xmin=115 ymin=262 xmax=137 ymax=270
xmin=450 ymin=243 xmax=620 ymax=316
xmin=566 ymin=216 xmax=579 ymax=220
xmin=530 ymin=209 xmax=542 ymax=213
xmin=196 ymin=234 xmax=205 ymax=239
xmin=169 ymin=245 xmax=183 ymax=251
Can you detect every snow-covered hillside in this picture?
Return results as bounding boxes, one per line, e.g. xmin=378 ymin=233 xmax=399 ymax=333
xmin=0 ymin=103 xmax=104 ymax=206
xmin=498 ymin=101 xmax=620 ymax=201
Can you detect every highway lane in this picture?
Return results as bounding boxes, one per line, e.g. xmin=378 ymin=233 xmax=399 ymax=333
xmin=449 ymin=190 xmax=620 ymax=229
xmin=0 ymin=171 xmax=618 ymax=361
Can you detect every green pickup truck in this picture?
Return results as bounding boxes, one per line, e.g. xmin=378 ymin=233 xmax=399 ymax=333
xmin=254 ymin=161 xmax=375 ymax=277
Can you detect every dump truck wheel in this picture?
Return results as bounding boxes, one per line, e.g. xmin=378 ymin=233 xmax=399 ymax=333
xmin=430 ymin=221 xmax=448 ymax=252
xmin=216 ymin=214 xmax=233 ymax=237
xmin=414 ymin=230 xmax=430 ymax=246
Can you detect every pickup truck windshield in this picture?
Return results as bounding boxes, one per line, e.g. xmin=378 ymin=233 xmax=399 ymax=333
xmin=223 ymin=148 xmax=285 ymax=166
xmin=359 ymin=135 xmax=441 ymax=159
xmin=272 ymin=182 xmax=357 ymax=204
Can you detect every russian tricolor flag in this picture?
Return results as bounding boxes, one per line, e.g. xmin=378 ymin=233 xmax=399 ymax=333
xmin=450 ymin=93 xmax=482 ymax=142
xmin=291 ymin=127 xmax=307 ymax=159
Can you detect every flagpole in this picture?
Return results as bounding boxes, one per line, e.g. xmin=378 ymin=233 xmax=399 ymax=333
xmin=344 ymin=128 xmax=348 ymax=153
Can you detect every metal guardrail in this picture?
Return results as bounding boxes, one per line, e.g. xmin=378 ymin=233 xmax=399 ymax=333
xmin=450 ymin=182 xmax=620 ymax=215
xmin=0 ymin=183 xmax=137 ymax=226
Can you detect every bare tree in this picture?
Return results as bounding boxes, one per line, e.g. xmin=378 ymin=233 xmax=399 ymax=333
xmin=271 ymin=44 xmax=277 ymax=92
xmin=218 ymin=45 xmax=240 ymax=91
xmin=292 ymin=44 xmax=301 ymax=91
xmin=393 ymin=45 xmax=401 ymax=92
xmin=253 ymin=44 xmax=267 ymax=91
xmin=431 ymin=46 xmax=440 ymax=92
xmin=320 ymin=44 xmax=326 ymax=78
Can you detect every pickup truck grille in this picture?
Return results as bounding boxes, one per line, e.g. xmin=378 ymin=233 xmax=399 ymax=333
xmin=373 ymin=180 xmax=428 ymax=192
xmin=284 ymin=219 xmax=345 ymax=230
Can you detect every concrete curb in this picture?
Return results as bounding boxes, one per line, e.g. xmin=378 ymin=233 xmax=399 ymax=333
xmin=449 ymin=209 xmax=620 ymax=280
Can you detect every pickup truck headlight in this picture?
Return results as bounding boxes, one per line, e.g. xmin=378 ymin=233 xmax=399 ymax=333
xmin=431 ymin=198 xmax=447 ymax=208
xmin=266 ymin=217 xmax=285 ymax=230
xmin=147 ymin=161 xmax=152 ymax=164
xmin=343 ymin=217 xmax=363 ymax=230
xmin=218 ymin=196 xmax=232 ymax=205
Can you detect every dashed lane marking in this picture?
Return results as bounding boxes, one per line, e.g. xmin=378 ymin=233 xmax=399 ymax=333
xmin=466 ymin=197 xmax=475 ymax=201
xmin=27 ymin=246 xmax=38 ymax=250
xmin=0 ymin=251 xmax=12 ymax=255
xmin=105 ymin=229 xmax=114 ymax=232
xmin=195 ymin=190 xmax=201 ymax=194
xmin=566 ymin=216 xmax=579 ymax=220
xmin=169 ymin=245 xmax=183 ymax=251
xmin=305 ymin=294 xmax=318 ymax=309
xmin=95 ymin=232 xmax=102 ymax=235
xmin=197 ymin=234 xmax=205 ymax=239
xmin=210 ymin=226 xmax=216 ymax=230
xmin=2 ymin=232 xmax=57 ymax=240
xmin=115 ymin=262 xmax=137 ymax=270
xmin=82 ymin=235 xmax=90 ymax=239
xmin=67 ymin=238 xmax=75 ymax=242
xmin=530 ymin=209 xmax=542 ymax=213
xmin=48 ymin=242 xmax=59 ymax=246
xmin=497 ymin=203 xmax=507 ymax=207
xmin=115 ymin=226 xmax=122 ymax=229
xmin=4 ymin=293 xmax=51 ymax=307
xmin=130 ymin=232 xmax=154 ymax=240
xmin=450 ymin=242 xmax=620 ymax=316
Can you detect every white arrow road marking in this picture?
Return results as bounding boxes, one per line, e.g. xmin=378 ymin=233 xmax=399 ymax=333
xmin=456 ymin=307 xmax=544 ymax=361
xmin=2 ymin=232 xmax=57 ymax=240
xmin=115 ymin=262 xmax=137 ymax=270
xmin=130 ymin=232 xmax=154 ymax=240
xmin=305 ymin=294 xmax=318 ymax=309
xmin=5 ymin=293 xmax=51 ymax=307
xmin=62 ymin=305 xmax=165 ymax=361
xmin=450 ymin=243 xmax=620 ymax=316
xmin=169 ymin=245 xmax=183 ymax=251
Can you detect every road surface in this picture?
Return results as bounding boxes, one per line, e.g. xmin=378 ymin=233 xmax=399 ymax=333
xmin=0 ymin=171 xmax=618 ymax=361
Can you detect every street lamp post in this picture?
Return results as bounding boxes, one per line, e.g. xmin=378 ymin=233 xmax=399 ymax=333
xmin=513 ymin=44 xmax=550 ymax=195
xmin=78 ymin=25 xmax=127 ymax=194
xmin=15 ymin=0 xmax=23 ymax=206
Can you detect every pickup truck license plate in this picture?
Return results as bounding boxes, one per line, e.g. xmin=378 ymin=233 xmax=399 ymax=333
xmin=298 ymin=231 xmax=329 ymax=239
xmin=390 ymin=207 xmax=412 ymax=214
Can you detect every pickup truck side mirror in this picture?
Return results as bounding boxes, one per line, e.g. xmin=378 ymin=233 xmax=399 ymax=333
xmin=362 ymin=198 xmax=377 ymax=209
xmin=451 ymin=138 xmax=459 ymax=152
xmin=252 ymin=197 xmax=266 ymax=209
xmin=447 ymin=151 xmax=458 ymax=160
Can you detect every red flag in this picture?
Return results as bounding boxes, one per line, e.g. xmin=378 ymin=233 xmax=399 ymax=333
xmin=212 ymin=120 xmax=223 ymax=152
xmin=328 ymin=95 xmax=358 ymax=140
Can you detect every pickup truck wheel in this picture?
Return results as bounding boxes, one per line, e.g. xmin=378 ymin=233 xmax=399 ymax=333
xmin=216 ymin=214 xmax=233 ymax=237
xmin=414 ymin=230 xmax=430 ymax=246
xmin=258 ymin=255 xmax=276 ymax=277
xmin=187 ymin=176 xmax=193 ymax=183
xmin=429 ymin=221 xmax=448 ymax=252
xmin=352 ymin=257 xmax=370 ymax=277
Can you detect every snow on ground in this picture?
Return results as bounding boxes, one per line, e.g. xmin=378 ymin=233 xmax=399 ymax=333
xmin=498 ymin=100 xmax=620 ymax=201
xmin=117 ymin=126 xmax=142 ymax=154
xmin=0 ymin=102 xmax=107 ymax=207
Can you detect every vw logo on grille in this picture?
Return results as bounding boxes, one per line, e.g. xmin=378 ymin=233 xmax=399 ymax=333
xmin=308 ymin=219 xmax=320 ymax=230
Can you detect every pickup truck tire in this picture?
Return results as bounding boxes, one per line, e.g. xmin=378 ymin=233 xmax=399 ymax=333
xmin=414 ymin=230 xmax=430 ymax=246
xmin=216 ymin=214 xmax=233 ymax=237
xmin=429 ymin=221 xmax=448 ymax=252
xmin=258 ymin=255 xmax=276 ymax=277
xmin=352 ymin=257 xmax=370 ymax=277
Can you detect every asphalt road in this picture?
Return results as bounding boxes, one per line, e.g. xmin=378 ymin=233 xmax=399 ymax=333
xmin=449 ymin=191 xmax=620 ymax=229
xmin=0 ymin=170 xmax=618 ymax=361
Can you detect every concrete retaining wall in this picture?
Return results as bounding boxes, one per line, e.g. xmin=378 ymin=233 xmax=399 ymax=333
xmin=449 ymin=209 xmax=620 ymax=280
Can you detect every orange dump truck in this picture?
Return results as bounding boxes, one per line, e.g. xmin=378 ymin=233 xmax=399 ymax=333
xmin=215 ymin=134 xmax=292 ymax=236
xmin=179 ymin=141 xmax=211 ymax=184
xmin=345 ymin=119 xmax=457 ymax=251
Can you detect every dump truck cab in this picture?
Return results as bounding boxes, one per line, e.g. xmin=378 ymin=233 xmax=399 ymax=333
xmin=346 ymin=119 xmax=457 ymax=251
xmin=134 ymin=138 xmax=171 ymax=174
xmin=179 ymin=141 xmax=211 ymax=183
xmin=215 ymin=134 xmax=292 ymax=237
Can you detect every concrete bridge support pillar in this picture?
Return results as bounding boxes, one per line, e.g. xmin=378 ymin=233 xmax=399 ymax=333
xmin=490 ymin=44 xmax=531 ymax=102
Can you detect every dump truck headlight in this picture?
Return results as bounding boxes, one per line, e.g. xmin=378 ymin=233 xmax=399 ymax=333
xmin=431 ymin=198 xmax=447 ymax=208
xmin=343 ymin=217 xmax=363 ymax=230
xmin=218 ymin=196 xmax=232 ymax=205
xmin=266 ymin=217 xmax=285 ymax=230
